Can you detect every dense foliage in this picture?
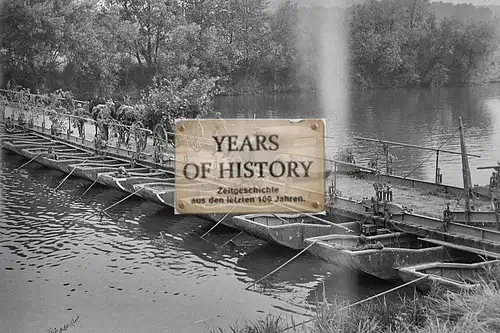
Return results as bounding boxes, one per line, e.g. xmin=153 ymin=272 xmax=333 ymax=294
xmin=348 ymin=0 xmax=499 ymax=89
xmin=1 ymin=0 xmax=500 ymax=104
xmin=140 ymin=75 xmax=218 ymax=130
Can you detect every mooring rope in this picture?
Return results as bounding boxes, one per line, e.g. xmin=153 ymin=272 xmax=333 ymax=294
xmin=12 ymin=153 xmax=42 ymax=172
xmin=77 ymin=174 xmax=101 ymax=201
xmin=221 ymin=231 xmax=244 ymax=247
xmin=403 ymin=127 xmax=460 ymax=179
xmin=81 ymin=187 xmax=143 ymax=223
xmin=101 ymin=187 xmax=143 ymax=213
xmin=282 ymin=274 xmax=429 ymax=331
xmin=200 ymin=205 xmax=237 ymax=239
xmin=245 ymin=240 xmax=317 ymax=291
xmin=53 ymin=160 xmax=87 ymax=192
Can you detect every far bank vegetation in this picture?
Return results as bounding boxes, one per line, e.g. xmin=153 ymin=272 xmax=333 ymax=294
xmin=1 ymin=0 xmax=500 ymax=120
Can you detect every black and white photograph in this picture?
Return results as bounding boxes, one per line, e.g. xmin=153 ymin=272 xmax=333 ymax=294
xmin=1 ymin=0 xmax=500 ymax=332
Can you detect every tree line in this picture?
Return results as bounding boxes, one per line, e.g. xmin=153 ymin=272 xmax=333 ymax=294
xmin=1 ymin=0 xmax=499 ymax=104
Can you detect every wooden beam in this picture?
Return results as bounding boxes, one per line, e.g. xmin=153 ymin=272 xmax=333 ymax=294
xmin=353 ymin=136 xmax=481 ymax=157
xmin=419 ymin=238 xmax=500 ymax=259
xmin=477 ymin=166 xmax=500 ymax=170
xmin=459 ymin=117 xmax=473 ymax=216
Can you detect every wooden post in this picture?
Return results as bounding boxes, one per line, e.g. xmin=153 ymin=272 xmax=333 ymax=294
xmin=67 ymin=115 xmax=71 ymax=140
xmin=333 ymin=161 xmax=337 ymax=193
xmin=384 ymin=143 xmax=390 ymax=174
xmin=435 ymin=150 xmax=440 ymax=183
xmin=495 ymin=204 xmax=500 ymax=231
xmin=459 ymin=117 xmax=474 ymax=223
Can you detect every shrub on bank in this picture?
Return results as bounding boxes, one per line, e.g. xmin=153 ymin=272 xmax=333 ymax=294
xmin=139 ymin=74 xmax=219 ymax=131
xmin=214 ymin=273 xmax=500 ymax=333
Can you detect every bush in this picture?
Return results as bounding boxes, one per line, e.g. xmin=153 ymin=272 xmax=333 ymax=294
xmin=139 ymin=74 xmax=219 ymax=131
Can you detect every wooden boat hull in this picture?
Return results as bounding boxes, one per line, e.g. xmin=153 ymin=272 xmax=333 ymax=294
xmin=133 ymin=183 xmax=175 ymax=207
xmin=328 ymin=195 xmax=500 ymax=254
xmin=199 ymin=212 xmax=237 ymax=228
xmin=22 ymin=149 xmax=89 ymax=174
xmin=71 ymin=165 xmax=127 ymax=184
xmin=102 ymin=174 xmax=169 ymax=193
xmin=304 ymin=238 xmax=360 ymax=271
xmin=4 ymin=135 xmax=131 ymax=180
xmin=135 ymin=182 xmax=206 ymax=207
xmin=398 ymin=260 xmax=500 ymax=293
xmin=351 ymin=247 xmax=451 ymax=281
xmin=4 ymin=142 xmax=88 ymax=174
xmin=305 ymin=232 xmax=476 ymax=282
xmin=233 ymin=213 xmax=360 ymax=250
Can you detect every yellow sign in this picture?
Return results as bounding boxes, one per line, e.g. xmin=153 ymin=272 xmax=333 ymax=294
xmin=174 ymin=119 xmax=326 ymax=214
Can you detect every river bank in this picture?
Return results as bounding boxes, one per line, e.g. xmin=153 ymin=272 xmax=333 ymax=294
xmin=215 ymin=270 xmax=500 ymax=333
xmin=216 ymin=78 xmax=500 ymax=97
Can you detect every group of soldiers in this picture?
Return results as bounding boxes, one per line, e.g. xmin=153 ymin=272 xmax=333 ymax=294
xmin=3 ymin=88 xmax=172 ymax=168
xmin=4 ymin=113 xmax=33 ymax=133
xmin=3 ymin=86 xmax=142 ymax=144
xmin=368 ymin=151 xmax=397 ymax=174
xmin=373 ymin=180 xmax=393 ymax=202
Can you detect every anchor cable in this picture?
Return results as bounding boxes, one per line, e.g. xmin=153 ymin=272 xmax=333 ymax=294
xmin=403 ymin=127 xmax=460 ymax=179
xmin=53 ymin=160 xmax=88 ymax=192
xmin=200 ymin=205 xmax=237 ymax=239
xmin=282 ymin=274 xmax=429 ymax=331
xmin=77 ymin=174 xmax=101 ymax=201
xmin=245 ymin=240 xmax=317 ymax=291
xmin=12 ymin=152 xmax=42 ymax=172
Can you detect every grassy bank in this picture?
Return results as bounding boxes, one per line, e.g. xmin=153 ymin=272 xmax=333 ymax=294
xmin=213 ymin=269 xmax=500 ymax=333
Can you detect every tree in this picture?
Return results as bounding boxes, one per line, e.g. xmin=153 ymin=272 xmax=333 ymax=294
xmin=267 ymin=0 xmax=299 ymax=91
xmin=106 ymin=0 xmax=186 ymax=81
xmin=1 ymin=0 xmax=67 ymax=90
xmin=140 ymin=74 xmax=218 ymax=130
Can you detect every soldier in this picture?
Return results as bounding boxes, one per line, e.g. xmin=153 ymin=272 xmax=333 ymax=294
xmin=5 ymin=116 xmax=14 ymax=133
xmin=356 ymin=234 xmax=368 ymax=248
xmin=114 ymin=166 xmax=131 ymax=178
xmin=73 ymin=103 xmax=87 ymax=139
xmin=46 ymin=147 xmax=58 ymax=160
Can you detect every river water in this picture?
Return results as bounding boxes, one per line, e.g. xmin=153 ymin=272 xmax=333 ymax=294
xmin=218 ymin=84 xmax=500 ymax=187
xmin=1 ymin=84 xmax=500 ymax=333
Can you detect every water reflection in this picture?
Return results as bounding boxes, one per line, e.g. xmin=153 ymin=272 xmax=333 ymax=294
xmin=234 ymin=243 xmax=402 ymax=308
xmin=1 ymin=149 xmax=392 ymax=333
xmin=215 ymin=84 xmax=500 ymax=186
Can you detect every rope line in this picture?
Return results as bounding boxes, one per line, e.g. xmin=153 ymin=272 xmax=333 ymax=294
xmin=283 ymin=274 xmax=429 ymax=331
xmin=77 ymin=174 xmax=101 ymax=200
xmin=200 ymin=205 xmax=237 ymax=239
xmin=245 ymin=241 xmax=317 ymax=290
xmin=53 ymin=160 xmax=87 ymax=191
xmin=403 ymin=127 xmax=460 ymax=179
xmin=221 ymin=231 xmax=244 ymax=247
xmin=101 ymin=187 xmax=143 ymax=213
xmin=12 ymin=153 xmax=42 ymax=172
